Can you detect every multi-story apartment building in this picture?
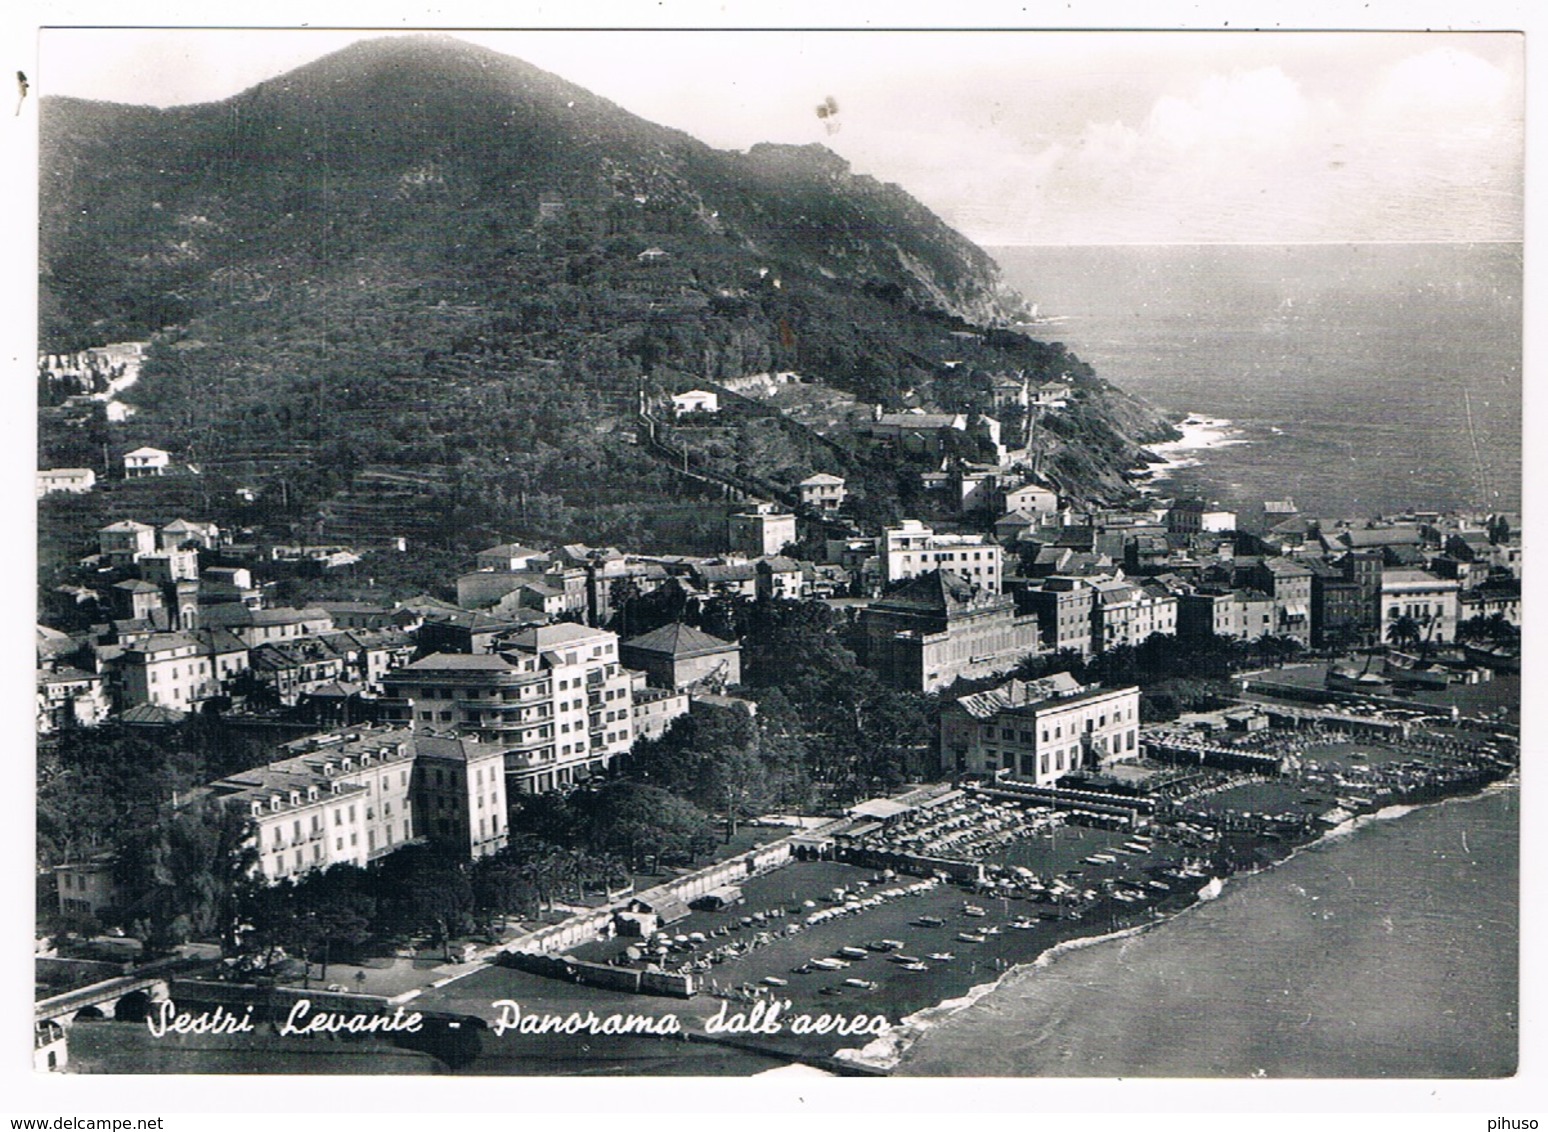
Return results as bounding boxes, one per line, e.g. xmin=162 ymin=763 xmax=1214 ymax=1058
xmin=1090 ymin=579 xmax=1179 ymax=651
xmin=213 ymin=731 xmax=419 ymax=882
xmin=382 ymin=623 xmax=634 ymax=795
xmin=36 ymin=468 xmax=96 ymax=498
xmin=411 ymin=734 xmax=509 ymax=861
xmin=199 ymin=605 xmax=335 ymax=647
xmin=122 ymin=447 xmax=170 ymax=478
xmin=620 ymin=622 xmax=742 ymax=691
xmin=1014 ymin=576 xmax=1094 ymax=657
xmin=1308 ymin=559 xmax=1367 ymax=648
xmin=139 ymin=548 xmax=200 ymax=585
xmin=334 ymin=628 xmax=417 ymax=693
xmin=727 ymin=502 xmax=797 ymax=558
xmin=54 ymin=854 xmax=119 ymax=917
xmin=1000 ymin=482 xmax=1058 ymax=515
xmin=249 ymin=636 xmax=350 ymax=706
xmin=755 ymin=556 xmax=804 ymax=601
xmin=1457 ymin=576 xmax=1521 ymax=628
xmin=939 ymin=673 xmax=1141 ymax=782
xmin=158 ymin=518 xmax=220 ymax=550
xmin=111 ymin=579 xmax=164 ymax=622
xmin=859 ymin=570 xmax=1040 ymax=693
xmin=1380 ymin=569 xmax=1461 ymax=643
xmin=118 ymin=632 xmax=223 ymax=712
xmin=36 ymin=667 xmax=109 ymax=734
xmin=207 ymin=727 xmax=507 ymax=884
xmin=98 ymin=520 xmax=157 ymax=566
xmin=881 ymin=520 xmax=1003 ymax=594
xmin=1167 ymin=499 xmax=1237 ymax=535
xmin=474 ymin=543 xmax=545 ymax=573
xmin=1246 ymin=557 xmax=1314 ymax=647
xmin=631 ymin=683 xmax=692 ymax=741
xmin=1176 ymin=588 xmax=1278 ymax=642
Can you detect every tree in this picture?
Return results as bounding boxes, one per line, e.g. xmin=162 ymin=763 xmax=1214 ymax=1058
xmin=374 ymin=846 xmax=474 ymax=955
xmin=605 ymin=576 xmax=642 ymax=636
xmin=1015 ymin=649 xmax=1089 ymax=684
xmin=470 ymin=853 xmax=539 ymax=936
xmin=294 ymin=866 xmax=376 ymax=981
xmin=1386 ymin=615 xmax=1422 ymax=652
xmin=702 ymin=744 xmax=772 ymax=842
xmin=572 ymin=781 xmax=713 ymax=869
xmin=613 ymin=580 xmax=689 ymax=638
xmin=749 ymin=688 xmax=813 ymax=808
xmin=1458 ymin=612 xmax=1518 ymax=648
xmin=114 ymin=798 xmax=257 ymax=953
xmin=1254 ymin=635 xmax=1302 ymax=668
xmin=37 ymin=725 xmax=205 ymax=871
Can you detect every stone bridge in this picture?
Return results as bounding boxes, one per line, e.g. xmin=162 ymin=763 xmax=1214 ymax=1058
xmin=34 ymin=972 xmax=171 ymax=1027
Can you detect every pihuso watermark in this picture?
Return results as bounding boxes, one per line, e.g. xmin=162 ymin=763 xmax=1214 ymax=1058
xmin=1487 ymin=1121 xmax=1539 ymax=1131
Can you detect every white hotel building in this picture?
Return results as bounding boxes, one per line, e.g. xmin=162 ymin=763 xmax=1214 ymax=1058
xmin=208 ymin=727 xmax=507 ymax=883
xmin=882 ymin=520 xmax=1003 ymax=594
xmin=939 ymin=672 xmax=1141 ymax=783
xmin=382 ymin=622 xmax=635 ymax=794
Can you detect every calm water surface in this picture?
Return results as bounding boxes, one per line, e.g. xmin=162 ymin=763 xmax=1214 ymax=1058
xmin=898 ymin=785 xmax=1518 ymax=1077
xmin=993 ymin=242 xmax=1522 ymax=518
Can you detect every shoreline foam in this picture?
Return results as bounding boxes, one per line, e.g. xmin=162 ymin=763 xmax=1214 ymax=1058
xmin=1141 ymin=414 xmax=1252 ymax=486
xmin=834 ymin=774 xmax=1516 ymax=1074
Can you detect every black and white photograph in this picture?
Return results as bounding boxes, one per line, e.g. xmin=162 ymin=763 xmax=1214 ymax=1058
xmin=17 ymin=5 xmax=1537 ymax=1118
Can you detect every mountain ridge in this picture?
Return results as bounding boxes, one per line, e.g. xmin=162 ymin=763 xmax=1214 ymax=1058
xmin=39 ymin=34 xmax=1175 ymax=552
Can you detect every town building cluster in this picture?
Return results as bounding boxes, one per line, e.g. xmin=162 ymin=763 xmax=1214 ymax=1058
xmin=37 ymin=397 xmax=1521 ymax=898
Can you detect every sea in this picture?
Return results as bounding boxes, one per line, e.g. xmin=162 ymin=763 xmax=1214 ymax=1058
xmin=888 ymin=241 xmax=1524 ymax=1079
xmin=992 ymin=242 xmax=1523 ymax=519
xmin=895 ymin=783 xmax=1518 ymax=1077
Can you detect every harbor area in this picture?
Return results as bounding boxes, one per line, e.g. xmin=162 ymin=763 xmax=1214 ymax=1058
xmin=52 ymin=681 xmax=1519 ymax=1076
xmin=414 ymin=843 xmax=1218 ymax=1069
xmin=412 ymin=694 xmax=1518 ymax=1071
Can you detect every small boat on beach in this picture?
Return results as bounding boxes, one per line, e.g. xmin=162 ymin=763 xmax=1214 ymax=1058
xmin=897 ymin=961 xmax=930 ymax=972
xmin=843 ymin=978 xmax=878 ymax=990
xmin=888 ymin=954 xmax=923 ymax=965
xmin=763 ymin=976 xmax=789 ymax=987
xmin=837 ymin=946 xmax=869 ymax=960
xmin=914 ymin=915 xmax=946 ymax=927
xmin=1010 ymin=918 xmax=1038 ymax=930
xmin=962 ymin=904 xmax=988 ymax=917
xmin=928 ymin=952 xmax=955 ymax=962
xmin=809 ymin=957 xmax=848 ymax=971
xmin=957 ymin=931 xmax=987 ymax=943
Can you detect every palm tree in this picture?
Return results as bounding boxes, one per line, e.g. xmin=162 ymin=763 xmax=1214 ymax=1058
xmin=1386 ymin=614 xmax=1422 ymax=652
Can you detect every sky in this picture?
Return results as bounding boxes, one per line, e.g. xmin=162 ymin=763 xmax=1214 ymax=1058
xmin=34 ymin=26 xmax=1524 ymax=246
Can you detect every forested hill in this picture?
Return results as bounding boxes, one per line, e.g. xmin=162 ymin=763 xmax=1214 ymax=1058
xmin=40 ymin=35 xmax=1175 ymax=551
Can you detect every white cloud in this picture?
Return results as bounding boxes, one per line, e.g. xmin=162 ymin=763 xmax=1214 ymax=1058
xmin=1368 ymin=47 xmax=1513 ymax=119
xmin=1145 ymin=67 xmax=1310 ymax=156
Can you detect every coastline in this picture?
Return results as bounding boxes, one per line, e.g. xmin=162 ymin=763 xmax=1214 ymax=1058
xmin=57 ymin=772 xmax=1516 ymax=1078
xmin=833 ymin=772 xmax=1518 ymax=1075
xmin=1139 ymin=414 xmax=1251 ymax=489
